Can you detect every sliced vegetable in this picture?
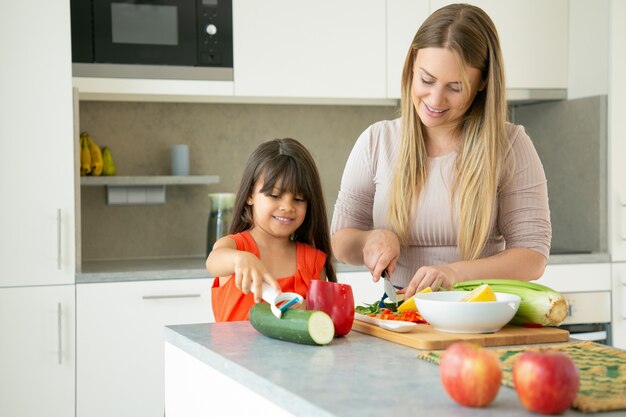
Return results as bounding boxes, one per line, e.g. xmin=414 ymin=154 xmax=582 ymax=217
xmin=383 ymin=293 xmax=405 ymax=312
xmin=453 ymin=279 xmax=568 ymax=326
xmin=354 ymin=301 xmax=380 ymax=316
xmin=249 ymin=302 xmax=334 ymax=345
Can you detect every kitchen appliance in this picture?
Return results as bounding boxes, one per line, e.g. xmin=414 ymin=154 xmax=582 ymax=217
xmin=537 ymin=264 xmax=613 ymax=346
xmin=206 ymin=192 xmax=235 ymax=256
xmin=557 ymin=291 xmax=612 ymax=345
xmin=71 ymin=0 xmax=233 ymax=80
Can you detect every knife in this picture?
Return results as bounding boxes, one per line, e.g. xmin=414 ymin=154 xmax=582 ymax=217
xmin=382 ymin=269 xmax=398 ymax=306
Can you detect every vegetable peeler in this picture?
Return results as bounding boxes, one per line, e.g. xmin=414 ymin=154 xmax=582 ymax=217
xmin=253 ymin=283 xmax=304 ymax=319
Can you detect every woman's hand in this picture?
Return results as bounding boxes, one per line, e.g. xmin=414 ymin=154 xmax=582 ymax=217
xmin=403 ymin=264 xmax=467 ymax=297
xmin=232 ymin=251 xmax=281 ymax=302
xmin=362 ymin=229 xmax=401 ymax=281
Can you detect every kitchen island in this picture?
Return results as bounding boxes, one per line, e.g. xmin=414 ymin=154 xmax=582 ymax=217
xmin=163 ymin=322 xmax=621 ymax=417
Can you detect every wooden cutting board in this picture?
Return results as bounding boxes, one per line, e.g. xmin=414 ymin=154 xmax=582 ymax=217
xmin=351 ymin=319 xmax=570 ymax=350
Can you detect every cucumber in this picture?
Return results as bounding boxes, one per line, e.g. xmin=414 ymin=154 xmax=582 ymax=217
xmin=383 ymin=293 xmax=405 ymax=312
xmin=249 ymin=302 xmax=334 ymax=346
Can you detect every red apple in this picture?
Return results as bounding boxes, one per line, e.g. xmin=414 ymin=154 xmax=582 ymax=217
xmin=439 ymin=342 xmax=502 ymax=407
xmin=306 ymin=280 xmax=354 ymax=336
xmin=513 ymin=349 xmax=579 ymax=415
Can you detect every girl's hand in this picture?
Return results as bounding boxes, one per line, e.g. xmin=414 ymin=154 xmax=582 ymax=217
xmin=232 ymin=251 xmax=281 ymax=302
xmin=403 ymin=265 xmax=466 ymax=297
xmin=362 ymin=229 xmax=401 ymax=282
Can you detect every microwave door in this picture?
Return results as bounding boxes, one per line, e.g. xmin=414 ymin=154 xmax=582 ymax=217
xmin=92 ymin=0 xmax=197 ymax=66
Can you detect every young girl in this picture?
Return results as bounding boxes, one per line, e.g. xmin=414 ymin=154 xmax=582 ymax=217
xmin=207 ymin=138 xmax=336 ymax=322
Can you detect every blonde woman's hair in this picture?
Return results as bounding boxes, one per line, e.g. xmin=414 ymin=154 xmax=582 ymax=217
xmin=388 ymin=3 xmax=509 ymax=260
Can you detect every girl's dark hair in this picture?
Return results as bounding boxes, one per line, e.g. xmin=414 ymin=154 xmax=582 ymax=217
xmin=230 ymin=138 xmax=336 ymax=282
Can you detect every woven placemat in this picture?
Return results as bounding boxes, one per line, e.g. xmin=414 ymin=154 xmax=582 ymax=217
xmin=417 ymin=341 xmax=626 ymax=413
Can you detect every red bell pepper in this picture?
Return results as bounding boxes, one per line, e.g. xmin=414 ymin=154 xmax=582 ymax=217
xmin=306 ymin=280 xmax=355 ymax=336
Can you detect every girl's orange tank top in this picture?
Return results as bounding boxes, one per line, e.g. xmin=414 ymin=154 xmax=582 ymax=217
xmin=211 ymin=231 xmax=327 ymax=322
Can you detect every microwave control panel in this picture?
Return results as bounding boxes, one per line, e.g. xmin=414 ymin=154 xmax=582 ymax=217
xmin=198 ymin=0 xmax=233 ymax=67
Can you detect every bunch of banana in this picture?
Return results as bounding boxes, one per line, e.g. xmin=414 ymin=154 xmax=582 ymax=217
xmin=80 ymin=133 xmax=92 ymax=176
xmin=80 ymin=131 xmax=104 ymax=176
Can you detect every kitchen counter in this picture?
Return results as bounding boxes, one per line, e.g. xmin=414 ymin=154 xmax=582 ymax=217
xmin=163 ymin=322 xmax=622 ymax=417
xmin=77 ymin=253 xmax=610 ymax=283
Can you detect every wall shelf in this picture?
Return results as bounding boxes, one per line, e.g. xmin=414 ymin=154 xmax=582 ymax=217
xmin=80 ymin=175 xmax=220 ymax=205
xmin=80 ymin=175 xmax=220 ymax=186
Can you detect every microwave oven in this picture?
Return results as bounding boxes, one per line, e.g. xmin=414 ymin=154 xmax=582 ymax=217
xmin=71 ymin=0 xmax=233 ymax=80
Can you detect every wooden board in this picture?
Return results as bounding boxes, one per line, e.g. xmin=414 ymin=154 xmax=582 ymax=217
xmin=351 ymin=319 xmax=570 ymax=350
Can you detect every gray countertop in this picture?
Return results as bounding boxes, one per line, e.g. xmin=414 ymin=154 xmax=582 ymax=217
xmin=164 ymin=321 xmax=621 ymax=417
xmin=76 ymin=257 xmax=367 ymax=283
xmin=76 ymin=253 xmax=610 ymax=284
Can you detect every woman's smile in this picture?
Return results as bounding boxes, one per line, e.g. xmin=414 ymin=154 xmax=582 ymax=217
xmin=423 ymin=102 xmax=448 ymax=117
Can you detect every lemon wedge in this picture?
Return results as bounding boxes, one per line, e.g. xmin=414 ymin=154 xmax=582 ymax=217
xmin=397 ymin=287 xmax=432 ymax=313
xmin=460 ymin=284 xmax=496 ymax=302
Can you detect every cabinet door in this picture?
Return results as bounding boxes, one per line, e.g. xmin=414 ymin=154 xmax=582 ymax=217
xmin=337 ymin=271 xmax=383 ymax=307
xmin=0 ymin=0 xmax=75 ymax=286
xmin=233 ymin=0 xmax=386 ymax=99
xmin=612 ymin=263 xmax=626 ymax=349
xmin=610 ymin=0 xmax=626 ymax=261
xmin=76 ymin=279 xmax=214 ymax=417
xmin=0 ymin=285 xmax=75 ymax=417
xmin=386 ymin=0 xmax=429 ymax=99
xmin=430 ymin=0 xmax=568 ymax=89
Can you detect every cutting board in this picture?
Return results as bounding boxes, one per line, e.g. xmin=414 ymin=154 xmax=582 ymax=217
xmin=351 ymin=318 xmax=570 ymax=350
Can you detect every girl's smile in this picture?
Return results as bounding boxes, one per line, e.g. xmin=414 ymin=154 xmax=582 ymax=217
xmin=273 ymin=215 xmax=294 ymax=224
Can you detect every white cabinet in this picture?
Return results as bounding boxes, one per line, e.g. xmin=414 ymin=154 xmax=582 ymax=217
xmin=337 ymin=270 xmax=383 ymax=307
xmin=608 ymin=0 xmax=626 ymax=348
xmin=165 ymin=343 xmax=295 ymax=417
xmin=233 ymin=0 xmax=387 ymax=100
xmin=612 ymin=263 xmax=626 ymax=349
xmin=0 ymin=285 xmax=75 ymax=417
xmin=609 ymin=0 xmax=626 ymax=262
xmin=431 ymin=0 xmax=568 ymax=90
xmin=76 ymin=279 xmax=214 ymax=417
xmin=0 ymin=0 xmax=75 ymax=286
xmin=386 ymin=0 xmax=430 ymax=99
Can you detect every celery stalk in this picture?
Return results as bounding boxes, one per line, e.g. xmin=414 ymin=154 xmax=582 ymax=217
xmin=452 ymin=279 xmax=569 ymax=326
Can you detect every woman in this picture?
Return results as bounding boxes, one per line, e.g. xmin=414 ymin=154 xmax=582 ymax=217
xmin=331 ymin=3 xmax=551 ymax=298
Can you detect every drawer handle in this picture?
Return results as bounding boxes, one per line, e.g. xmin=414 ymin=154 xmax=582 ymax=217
xmin=142 ymin=294 xmax=201 ymax=300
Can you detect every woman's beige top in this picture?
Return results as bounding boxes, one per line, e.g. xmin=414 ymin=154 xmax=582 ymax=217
xmin=331 ymin=118 xmax=551 ymax=287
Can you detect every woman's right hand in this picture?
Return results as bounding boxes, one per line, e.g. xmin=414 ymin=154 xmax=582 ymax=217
xmin=362 ymin=229 xmax=401 ymax=281
xmin=232 ymin=251 xmax=281 ymax=302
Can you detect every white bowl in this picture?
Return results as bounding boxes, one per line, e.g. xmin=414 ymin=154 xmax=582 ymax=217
xmin=413 ymin=291 xmax=521 ymax=334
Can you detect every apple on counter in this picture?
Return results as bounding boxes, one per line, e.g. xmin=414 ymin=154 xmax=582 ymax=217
xmin=513 ymin=349 xmax=580 ymax=415
xmin=439 ymin=342 xmax=502 ymax=407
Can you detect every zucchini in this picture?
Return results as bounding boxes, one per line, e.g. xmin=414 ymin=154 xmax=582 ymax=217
xmin=249 ymin=302 xmax=334 ymax=346
xmin=383 ymin=293 xmax=405 ymax=312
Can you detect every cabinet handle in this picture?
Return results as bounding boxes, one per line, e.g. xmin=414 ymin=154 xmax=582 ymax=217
xmin=142 ymin=294 xmax=201 ymax=300
xmin=57 ymin=302 xmax=62 ymax=365
xmin=56 ymin=209 xmax=62 ymax=270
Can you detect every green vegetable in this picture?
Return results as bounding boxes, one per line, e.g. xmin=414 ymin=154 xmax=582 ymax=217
xmin=354 ymin=301 xmax=380 ymax=315
xmin=453 ymin=279 xmax=569 ymax=326
xmin=249 ymin=302 xmax=334 ymax=345
xmin=383 ymin=294 xmax=405 ymax=312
